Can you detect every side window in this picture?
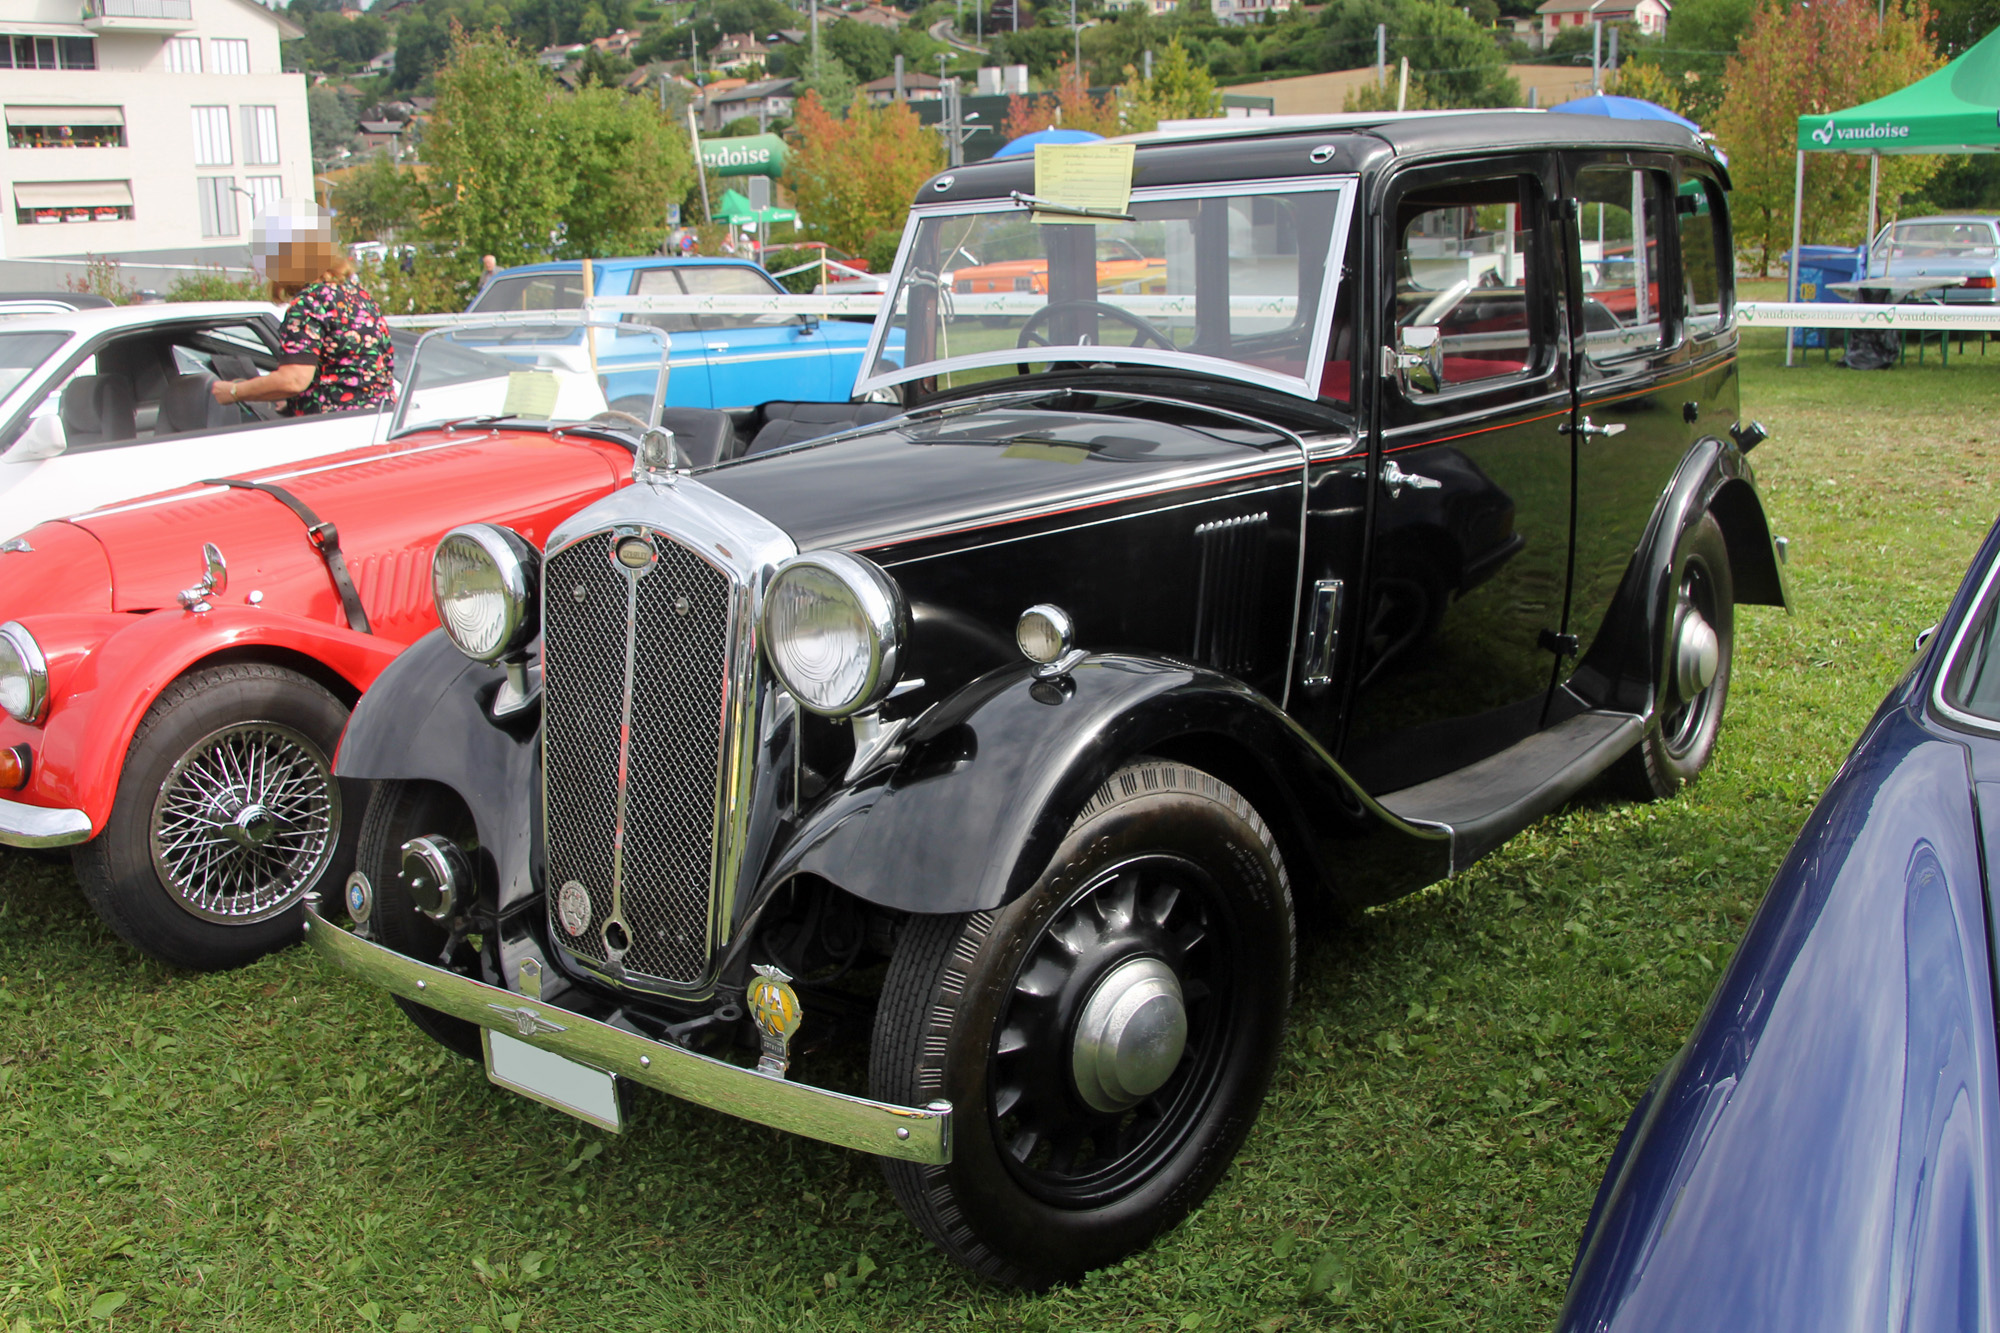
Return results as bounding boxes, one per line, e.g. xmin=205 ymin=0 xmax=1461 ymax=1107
xmin=679 ymin=265 xmax=793 ymax=328
xmin=1677 ymin=174 xmax=1731 ymax=339
xmin=1576 ymin=168 xmax=1671 ymax=360
xmin=469 ymin=273 xmax=584 ymax=314
xmin=631 ymin=268 xmax=699 ymax=333
xmin=1395 ymin=176 xmax=1540 ymax=390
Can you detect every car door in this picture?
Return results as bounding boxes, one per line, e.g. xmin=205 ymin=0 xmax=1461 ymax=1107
xmin=1561 ymin=157 xmax=1692 ymax=678
xmin=682 ymin=264 xmax=833 ymax=407
xmin=626 ymin=267 xmax=714 ymax=410
xmin=1339 ymin=159 xmax=1579 ymax=795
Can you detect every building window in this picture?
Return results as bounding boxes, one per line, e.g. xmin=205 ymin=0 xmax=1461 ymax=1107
xmin=0 ymin=35 xmax=95 ymax=69
xmin=242 ymin=105 xmax=279 ymax=165
xmin=211 ymin=38 xmax=249 ymax=74
xmin=246 ymin=175 xmax=282 ymax=217
xmin=197 ymin=176 xmax=238 ymax=237
xmin=6 ymin=106 xmax=127 ymax=148
xmin=14 ymin=179 xmax=135 ymax=225
xmin=191 ymin=105 xmax=231 ymax=166
xmin=165 ymin=35 xmax=200 ymax=73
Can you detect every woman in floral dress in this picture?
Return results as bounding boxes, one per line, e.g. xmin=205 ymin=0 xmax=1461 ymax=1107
xmin=211 ymin=202 xmax=394 ymax=416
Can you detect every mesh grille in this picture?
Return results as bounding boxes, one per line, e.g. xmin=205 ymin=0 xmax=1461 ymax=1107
xmin=542 ymin=529 xmax=733 ymax=986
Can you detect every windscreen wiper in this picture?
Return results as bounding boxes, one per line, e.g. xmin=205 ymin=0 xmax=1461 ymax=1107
xmin=1009 ymin=191 xmax=1135 ymax=223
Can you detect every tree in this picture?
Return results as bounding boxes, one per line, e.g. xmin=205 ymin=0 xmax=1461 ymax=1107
xmin=420 ymin=26 xmax=569 ymax=271
xmin=1119 ymin=39 xmax=1217 ymax=132
xmin=794 ymin=45 xmax=859 ymax=108
xmin=575 ymin=43 xmax=633 ymax=85
xmin=332 ymin=152 xmax=421 ymax=243
xmin=1049 ymin=58 xmax=1125 ymax=133
xmin=548 ymin=84 xmax=695 ymax=257
xmin=1390 ymin=0 xmax=1517 ymax=107
xmin=1713 ymin=0 xmax=1944 ymax=273
xmin=1622 ymin=0 xmax=1752 ymax=122
xmin=785 ymin=91 xmax=944 ymax=252
xmin=1609 ymin=60 xmax=1686 ymax=116
xmin=307 ymin=84 xmax=360 ymax=164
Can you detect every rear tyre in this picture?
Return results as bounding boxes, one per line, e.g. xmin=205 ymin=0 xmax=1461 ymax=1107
xmin=354 ymin=780 xmax=484 ymax=1061
xmin=1613 ymin=511 xmax=1735 ymax=800
xmin=869 ymin=759 xmax=1294 ymax=1287
xmin=73 ymin=663 xmax=350 ymax=971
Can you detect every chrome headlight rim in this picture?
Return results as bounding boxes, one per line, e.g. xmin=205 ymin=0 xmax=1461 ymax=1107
xmin=0 ymin=620 xmax=48 ymax=726
xmin=431 ymin=523 xmax=541 ymax=664
xmin=761 ymin=550 xmax=905 ymax=718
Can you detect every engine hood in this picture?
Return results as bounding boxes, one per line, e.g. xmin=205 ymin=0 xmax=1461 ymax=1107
xmin=0 ymin=520 xmax=114 ymax=613
xmin=696 ymin=397 xmax=1294 ymax=556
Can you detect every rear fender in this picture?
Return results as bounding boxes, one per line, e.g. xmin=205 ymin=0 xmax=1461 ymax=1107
xmin=757 ymin=653 xmax=1452 ymax=919
xmin=8 ymin=605 xmax=395 ymax=833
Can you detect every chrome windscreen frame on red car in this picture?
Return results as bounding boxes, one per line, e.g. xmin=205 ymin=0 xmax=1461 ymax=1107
xmin=855 ymin=175 xmax=1358 ymax=404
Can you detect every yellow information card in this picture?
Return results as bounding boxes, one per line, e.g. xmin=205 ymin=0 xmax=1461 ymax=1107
xmin=502 ymin=370 xmax=561 ymax=420
xmin=1032 ymin=143 xmax=1136 ymax=223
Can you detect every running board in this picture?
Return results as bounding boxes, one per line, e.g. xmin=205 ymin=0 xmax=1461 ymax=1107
xmin=1376 ymin=710 xmax=1643 ymax=874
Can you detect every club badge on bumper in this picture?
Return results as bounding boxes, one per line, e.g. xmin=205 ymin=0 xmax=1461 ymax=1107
xmin=747 ymin=964 xmax=803 ymax=1077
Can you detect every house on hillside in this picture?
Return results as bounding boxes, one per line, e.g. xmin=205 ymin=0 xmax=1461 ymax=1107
xmin=862 ymin=70 xmax=943 ymax=103
xmin=1212 ymin=0 xmax=1290 ymax=22
xmin=708 ymin=33 xmax=769 ymax=71
xmin=1535 ymin=0 xmax=1669 ymax=43
xmin=703 ymin=77 xmax=796 ymax=130
xmin=1102 ymin=0 xmax=1178 ymax=13
xmin=845 ymin=5 xmax=907 ymax=29
xmin=592 ymin=29 xmax=637 ymax=54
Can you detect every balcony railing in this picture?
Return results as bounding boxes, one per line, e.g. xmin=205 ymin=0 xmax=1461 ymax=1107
xmin=83 ymin=0 xmax=195 ymax=24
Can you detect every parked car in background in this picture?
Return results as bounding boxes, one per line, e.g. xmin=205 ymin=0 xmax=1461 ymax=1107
xmin=1559 ymin=515 xmax=2000 ymax=1332
xmin=465 ymin=258 xmax=897 ymax=410
xmin=0 ymin=292 xmax=115 ymax=319
xmin=1866 ymin=214 xmax=2000 ymax=302
xmin=309 ymin=112 xmax=1786 ymax=1286
xmin=949 ymin=235 xmax=1166 ymax=299
xmin=0 ymin=324 xmax=672 ymax=971
xmin=0 ymin=302 xmax=417 ymax=540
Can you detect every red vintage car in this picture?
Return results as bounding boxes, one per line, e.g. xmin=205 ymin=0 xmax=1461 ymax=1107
xmin=0 ymin=323 xmax=705 ymax=969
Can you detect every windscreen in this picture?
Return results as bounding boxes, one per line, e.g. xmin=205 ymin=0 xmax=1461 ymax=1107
xmin=864 ymin=183 xmax=1352 ymax=400
xmin=391 ymin=321 xmax=668 ymax=438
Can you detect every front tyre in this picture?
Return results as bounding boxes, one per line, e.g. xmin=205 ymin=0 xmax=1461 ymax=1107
xmin=73 ymin=662 xmax=350 ymax=971
xmin=353 ymin=780 xmax=484 ymax=1061
xmin=870 ymin=759 xmax=1294 ymax=1287
xmin=1614 ymin=510 xmax=1735 ymax=800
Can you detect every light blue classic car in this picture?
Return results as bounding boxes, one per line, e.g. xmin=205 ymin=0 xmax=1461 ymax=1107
xmin=1866 ymin=214 xmax=2000 ymax=303
xmin=465 ymin=258 xmax=896 ymax=410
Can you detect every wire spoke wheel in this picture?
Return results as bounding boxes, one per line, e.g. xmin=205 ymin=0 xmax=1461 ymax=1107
xmin=148 ymin=720 xmax=339 ymax=924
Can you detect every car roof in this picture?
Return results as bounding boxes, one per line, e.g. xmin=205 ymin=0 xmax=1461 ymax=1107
xmin=491 ymin=258 xmax=767 ymax=277
xmin=0 ymin=300 xmax=279 ymax=337
xmin=928 ymin=109 xmax=1719 ymax=204
xmin=1887 ymin=215 xmax=2000 ymax=226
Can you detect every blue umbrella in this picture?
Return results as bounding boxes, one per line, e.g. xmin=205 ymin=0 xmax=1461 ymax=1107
xmin=1549 ymin=94 xmax=1700 ymax=133
xmin=992 ymin=128 xmax=1105 ymax=159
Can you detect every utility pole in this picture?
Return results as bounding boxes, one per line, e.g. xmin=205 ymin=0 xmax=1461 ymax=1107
xmin=1607 ymin=24 xmax=1618 ymax=73
xmin=1143 ymin=48 xmax=1152 ymax=81
xmin=1376 ymin=23 xmax=1385 ymax=87
xmin=1591 ymin=19 xmax=1602 ymax=94
xmin=1071 ymin=0 xmax=1080 ymax=76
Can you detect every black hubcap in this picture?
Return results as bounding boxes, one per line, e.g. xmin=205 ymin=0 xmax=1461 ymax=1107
xmin=987 ymin=854 xmax=1233 ymax=1207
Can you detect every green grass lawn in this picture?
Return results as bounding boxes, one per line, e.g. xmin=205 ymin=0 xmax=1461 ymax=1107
xmin=5 ymin=314 xmax=2000 ymax=1332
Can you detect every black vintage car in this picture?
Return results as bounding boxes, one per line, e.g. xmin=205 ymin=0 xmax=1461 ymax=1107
xmin=307 ymin=111 xmax=1786 ymax=1286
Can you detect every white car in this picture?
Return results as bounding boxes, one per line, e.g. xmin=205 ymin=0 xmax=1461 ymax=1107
xmin=0 ymin=302 xmax=403 ymax=541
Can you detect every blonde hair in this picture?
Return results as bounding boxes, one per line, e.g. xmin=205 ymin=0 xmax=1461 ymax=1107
xmin=268 ymin=246 xmax=354 ymax=304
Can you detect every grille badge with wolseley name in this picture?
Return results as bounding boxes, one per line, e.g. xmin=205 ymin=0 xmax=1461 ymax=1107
xmin=488 ymin=1003 xmax=567 ymax=1038
xmin=557 ymin=879 xmax=592 ymax=936
xmin=747 ymin=964 xmax=804 ymax=1077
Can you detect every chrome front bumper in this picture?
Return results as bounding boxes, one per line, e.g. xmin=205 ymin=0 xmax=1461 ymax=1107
xmin=302 ymin=903 xmax=953 ymax=1165
xmin=0 ymin=797 xmax=91 ymax=849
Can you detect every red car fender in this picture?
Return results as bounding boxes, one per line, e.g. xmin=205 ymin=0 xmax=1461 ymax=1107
xmin=8 ymin=605 xmax=399 ymax=834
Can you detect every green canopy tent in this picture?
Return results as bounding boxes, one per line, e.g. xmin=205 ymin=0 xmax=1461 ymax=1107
xmin=713 ymin=188 xmax=797 ymax=227
xmin=1788 ymin=24 xmax=2000 ymax=358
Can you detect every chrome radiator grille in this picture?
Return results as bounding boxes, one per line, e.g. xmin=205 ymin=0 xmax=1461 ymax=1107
xmin=542 ymin=528 xmax=734 ymax=987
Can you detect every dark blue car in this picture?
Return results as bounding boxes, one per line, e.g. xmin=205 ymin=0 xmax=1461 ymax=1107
xmin=1561 ymin=516 xmax=2000 ymax=1331
xmin=466 ymin=258 xmax=894 ymax=410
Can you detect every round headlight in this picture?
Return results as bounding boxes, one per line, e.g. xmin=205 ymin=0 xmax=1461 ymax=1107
xmin=0 ymin=621 xmax=49 ymax=725
xmin=761 ymin=551 xmax=905 ymax=717
xmin=431 ymin=525 xmax=540 ymax=663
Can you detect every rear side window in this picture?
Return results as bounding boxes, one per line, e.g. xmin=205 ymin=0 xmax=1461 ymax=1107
xmin=1677 ymin=175 xmax=1732 ymax=339
xmin=1577 ymin=167 xmax=1672 ymax=361
xmin=1395 ymin=176 xmax=1541 ymax=390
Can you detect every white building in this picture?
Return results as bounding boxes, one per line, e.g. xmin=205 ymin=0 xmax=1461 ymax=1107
xmin=1210 ymin=0 xmax=1290 ymax=22
xmin=1 ymin=0 xmax=310 ymax=281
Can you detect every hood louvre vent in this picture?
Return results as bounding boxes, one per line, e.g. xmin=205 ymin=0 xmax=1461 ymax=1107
xmin=1191 ymin=512 xmax=1268 ymax=677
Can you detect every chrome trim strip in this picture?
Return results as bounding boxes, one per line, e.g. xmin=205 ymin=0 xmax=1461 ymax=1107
xmin=0 ymin=796 xmax=92 ymax=848
xmin=1930 ymin=552 xmax=2000 ymax=735
xmin=302 ymin=904 xmax=952 ymax=1163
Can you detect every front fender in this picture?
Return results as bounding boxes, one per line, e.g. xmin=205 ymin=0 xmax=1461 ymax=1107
xmin=5 ymin=604 xmax=396 ymax=834
xmin=763 ymin=653 xmax=1451 ymax=916
xmin=333 ymin=630 xmax=540 ymax=910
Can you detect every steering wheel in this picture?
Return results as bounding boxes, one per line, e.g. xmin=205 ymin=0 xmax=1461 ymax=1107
xmin=588 ymin=409 xmax=651 ymax=433
xmin=1016 ymin=300 xmax=1177 ymax=354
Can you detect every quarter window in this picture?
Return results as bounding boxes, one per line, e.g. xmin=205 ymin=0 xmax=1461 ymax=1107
xmin=1395 ymin=178 xmax=1540 ymax=389
xmin=1677 ymin=175 xmax=1731 ymax=338
xmin=1576 ymin=168 xmax=1670 ymax=361
xmin=1941 ymin=567 xmax=2000 ymax=726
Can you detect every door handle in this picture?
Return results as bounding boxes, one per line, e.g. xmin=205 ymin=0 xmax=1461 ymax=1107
xmin=1560 ymin=416 xmax=1626 ymax=438
xmin=1379 ymin=458 xmax=1442 ymax=499
xmin=706 ymin=343 xmax=729 ymax=352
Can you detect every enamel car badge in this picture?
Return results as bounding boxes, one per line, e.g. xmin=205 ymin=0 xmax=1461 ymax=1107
xmin=747 ymin=964 xmax=804 ymax=1077
xmin=344 ymin=872 xmax=373 ymax=925
xmin=557 ymin=880 xmax=592 ymax=937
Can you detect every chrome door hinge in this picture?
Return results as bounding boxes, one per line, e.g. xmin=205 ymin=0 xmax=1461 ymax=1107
xmin=1379 ymin=458 xmax=1441 ymax=499
xmin=1300 ymin=579 xmax=1344 ymax=687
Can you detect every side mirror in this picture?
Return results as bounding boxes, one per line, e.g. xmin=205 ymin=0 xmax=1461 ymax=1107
xmin=1394 ymin=325 xmax=1442 ymax=397
xmin=2 ymin=414 xmax=66 ymax=464
xmin=798 ymin=314 xmax=821 ymax=334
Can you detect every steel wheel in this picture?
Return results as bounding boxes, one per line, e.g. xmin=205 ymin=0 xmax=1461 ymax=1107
xmin=990 ymin=856 xmax=1232 ymax=1207
xmin=1614 ymin=511 xmax=1735 ymax=801
xmin=149 ymin=720 xmax=339 ymax=923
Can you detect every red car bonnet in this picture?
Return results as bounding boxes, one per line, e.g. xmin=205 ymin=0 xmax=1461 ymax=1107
xmin=0 ymin=520 xmax=113 ymax=613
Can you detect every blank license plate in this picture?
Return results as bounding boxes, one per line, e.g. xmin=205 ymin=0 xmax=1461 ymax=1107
xmin=484 ymin=1030 xmax=622 ymax=1132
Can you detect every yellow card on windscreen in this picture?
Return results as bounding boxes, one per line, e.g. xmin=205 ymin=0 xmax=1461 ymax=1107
xmin=1033 ymin=143 xmax=1135 ymax=222
xmin=502 ymin=370 xmax=560 ymax=420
